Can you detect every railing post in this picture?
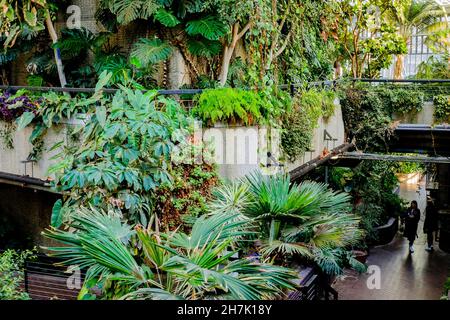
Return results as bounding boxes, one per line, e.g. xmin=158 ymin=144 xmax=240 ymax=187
xmin=24 ymin=259 xmax=29 ymax=294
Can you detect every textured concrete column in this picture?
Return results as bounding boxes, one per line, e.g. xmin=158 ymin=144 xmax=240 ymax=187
xmin=168 ymin=48 xmax=191 ymax=89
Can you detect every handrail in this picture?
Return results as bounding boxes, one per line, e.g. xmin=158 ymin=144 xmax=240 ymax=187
xmin=348 ymin=78 xmax=450 ymax=84
xmin=0 ymin=78 xmax=448 ymax=97
xmin=0 ymin=85 xmax=203 ymax=95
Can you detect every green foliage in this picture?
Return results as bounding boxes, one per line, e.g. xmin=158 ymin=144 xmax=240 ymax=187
xmin=281 ymin=102 xmax=314 ymax=162
xmin=47 ymin=81 xmax=192 ymax=225
xmin=340 ymin=86 xmax=395 ymax=152
xmin=153 ymin=164 xmax=220 ymax=230
xmin=345 ymin=161 xmax=407 ymax=242
xmin=153 ymin=8 xmax=180 ymax=27
xmin=443 ymin=277 xmax=450 ymax=300
xmin=185 ymin=16 xmax=228 ymax=41
xmin=416 ymin=55 xmax=450 ymax=80
xmin=281 ymin=89 xmax=337 ymax=161
xmin=100 ymin=0 xmax=161 ymax=25
xmin=433 ymin=95 xmax=450 ymax=123
xmin=0 ymin=0 xmax=48 ymax=48
xmin=210 ymin=172 xmax=366 ymax=276
xmin=377 ymin=87 xmax=424 ymax=115
xmin=0 ymin=249 xmax=35 ymax=300
xmin=43 ymin=207 xmax=297 ymax=300
xmin=187 ymin=39 xmax=222 ymax=58
xmin=333 ymin=0 xmax=408 ymax=78
xmin=362 ymin=24 xmax=407 ymax=78
xmin=192 ymin=88 xmax=268 ymax=125
xmin=396 ymin=161 xmax=425 ymax=174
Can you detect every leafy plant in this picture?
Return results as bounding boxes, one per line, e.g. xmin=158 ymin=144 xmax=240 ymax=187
xmin=0 ymin=249 xmax=36 ymax=300
xmin=0 ymin=91 xmax=39 ymax=122
xmin=281 ymin=89 xmax=336 ymax=161
xmin=46 ymin=82 xmax=192 ymax=226
xmin=434 ymin=95 xmax=450 ymax=124
xmin=340 ymin=86 xmax=395 ymax=152
xmin=153 ymin=163 xmax=220 ymax=231
xmin=210 ymin=172 xmax=366 ymax=276
xmin=376 ymin=87 xmax=424 ymax=116
xmin=43 ymin=206 xmax=298 ymax=300
xmin=416 ymin=55 xmax=450 ymax=80
xmin=192 ymin=88 xmax=268 ymax=125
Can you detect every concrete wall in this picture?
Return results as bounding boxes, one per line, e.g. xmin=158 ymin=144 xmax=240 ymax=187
xmin=392 ymin=101 xmax=435 ymax=125
xmin=0 ymin=122 xmax=72 ymax=180
xmin=0 ymin=100 xmax=347 ymax=181
xmin=285 ymin=102 xmax=346 ymax=173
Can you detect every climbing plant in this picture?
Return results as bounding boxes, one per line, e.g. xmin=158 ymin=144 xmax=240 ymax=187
xmin=434 ymin=95 xmax=450 ymax=123
xmin=152 ymin=163 xmax=219 ymax=231
xmin=280 ymin=89 xmax=337 ymax=162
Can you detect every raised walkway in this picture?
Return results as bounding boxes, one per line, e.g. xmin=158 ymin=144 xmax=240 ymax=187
xmin=333 ymin=180 xmax=450 ymax=300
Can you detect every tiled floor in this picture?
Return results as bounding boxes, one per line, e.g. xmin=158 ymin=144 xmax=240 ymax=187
xmin=334 ymin=180 xmax=450 ymax=300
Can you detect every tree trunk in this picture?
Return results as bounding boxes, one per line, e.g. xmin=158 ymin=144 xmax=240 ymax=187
xmin=218 ymin=47 xmax=233 ymax=87
xmin=394 ymin=54 xmax=404 ymax=80
xmin=45 ymin=11 xmax=67 ymax=87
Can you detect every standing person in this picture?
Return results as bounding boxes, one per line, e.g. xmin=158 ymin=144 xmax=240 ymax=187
xmin=401 ymin=200 xmax=421 ymax=253
xmin=423 ymin=198 xmax=439 ymax=252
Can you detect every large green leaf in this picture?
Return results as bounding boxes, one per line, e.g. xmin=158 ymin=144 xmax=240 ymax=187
xmin=154 ymin=8 xmax=180 ymax=27
xmin=16 ymin=111 xmax=36 ymax=130
xmin=185 ymin=16 xmax=228 ymax=40
xmin=51 ymin=199 xmax=64 ymax=228
xmin=187 ymin=38 xmax=222 ymax=57
xmin=130 ymin=38 xmax=173 ymax=67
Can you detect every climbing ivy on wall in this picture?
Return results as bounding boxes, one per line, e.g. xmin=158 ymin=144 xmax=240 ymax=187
xmin=433 ymin=95 xmax=450 ymax=123
xmin=281 ymin=89 xmax=337 ymax=161
xmin=340 ymin=84 xmax=426 ymax=152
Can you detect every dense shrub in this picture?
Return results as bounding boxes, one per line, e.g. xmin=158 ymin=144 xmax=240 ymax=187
xmin=434 ymin=95 xmax=450 ymax=123
xmin=0 ymin=249 xmax=35 ymax=300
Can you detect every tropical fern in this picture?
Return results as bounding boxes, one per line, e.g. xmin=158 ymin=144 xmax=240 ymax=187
xmin=192 ymin=88 xmax=266 ymax=125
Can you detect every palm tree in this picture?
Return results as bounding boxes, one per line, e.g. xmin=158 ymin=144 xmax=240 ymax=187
xmin=390 ymin=0 xmax=448 ymax=79
xmin=43 ymin=206 xmax=297 ymax=300
xmin=209 ymin=172 xmax=366 ymax=276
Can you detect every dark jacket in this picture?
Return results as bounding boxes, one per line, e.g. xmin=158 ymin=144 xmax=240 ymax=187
xmin=423 ymin=204 xmax=439 ymax=233
xmin=402 ymin=208 xmax=420 ymax=241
